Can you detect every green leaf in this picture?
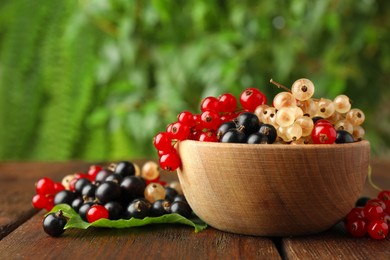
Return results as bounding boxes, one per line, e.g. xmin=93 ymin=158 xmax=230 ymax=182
xmin=48 ymin=204 xmax=207 ymax=233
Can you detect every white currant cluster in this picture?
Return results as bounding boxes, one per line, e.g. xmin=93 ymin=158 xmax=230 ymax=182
xmin=254 ymin=78 xmax=365 ymax=144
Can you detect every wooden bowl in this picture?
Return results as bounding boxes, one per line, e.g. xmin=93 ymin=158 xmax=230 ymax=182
xmin=176 ymin=140 xmax=370 ymax=236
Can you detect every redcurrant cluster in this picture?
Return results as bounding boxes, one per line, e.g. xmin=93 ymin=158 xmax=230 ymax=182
xmin=153 ymin=78 xmax=366 ymax=171
xmin=345 ymin=190 xmax=390 ymax=240
xmin=32 ymin=161 xmax=192 ymax=237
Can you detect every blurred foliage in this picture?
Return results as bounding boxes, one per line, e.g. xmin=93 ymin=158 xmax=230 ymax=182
xmin=0 ymin=0 xmax=389 ymax=161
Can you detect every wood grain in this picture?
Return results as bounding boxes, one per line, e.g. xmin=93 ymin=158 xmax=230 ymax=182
xmin=177 ymin=140 xmax=370 ymax=236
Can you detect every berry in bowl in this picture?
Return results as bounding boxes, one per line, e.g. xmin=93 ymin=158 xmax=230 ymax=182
xmin=154 ymin=78 xmax=370 ymax=236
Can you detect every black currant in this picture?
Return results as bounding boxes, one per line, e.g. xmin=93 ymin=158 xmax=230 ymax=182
xmin=173 ymin=195 xmax=187 ymax=203
xmin=54 ymin=190 xmax=76 ymax=206
xmin=164 ymin=187 xmax=178 ymax=202
xmin=335 ymin=130 xmax=354 ymax=144
xmin=79 ymin=202 xmax=94 ymax=222
xmin=258 ymin=123 xmax=277 ymax=143
xmin=120 ymin=176 xmax=146 ymax=201
xmin=81 ymin=183 xmax=97 ymax=199
xmin=74 ymin=178 xmax=91 ymax=195
xmin=247 ymin=133 xmax=269 ymax=144
xmin=43 ymin=210 xmax=67 ymax=237
xmin=235 ymin=112 xmax=260 ymax=136
xmin=170 ymin=201 xmax=192 ymax=218
xmin=95 ymin=181 xmax=122 ymax=204
xmin=113 ymin=161 xmax=136 ymax=177
xmin=355 ymin=196 xmax=371 ymax=207
xmin=105 ymin=173 xmax=123 ymax=183
xmin=220 ymin=129 xmax=246 ymax=143
xmin=104 ymin=201 xmax=124 ymax=220
xmin=216 ymin=121 xmax=237 ymax=140
xmin=125 ymin=199 xmax=151 ymax=219
xmin=151 ymin=199 xmax=171 ymax=217
xmin=71 ymin=197 xmax=84 ymax=213
xmin=95 ymin=169 xmax=113 ymax=184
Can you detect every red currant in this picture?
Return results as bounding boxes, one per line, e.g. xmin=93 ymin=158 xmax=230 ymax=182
xmin=314 ymin=119 xmax=333 ymax=126
xmin=200 ymin=110 xmax=221 ymax=130
xmin=239 ymin=88 xmax=267 ymax=112
xmin=364 ymin=203 xmax=384 ymax=221
xmin=32 ymin=194 xmax=50 ymax=210
xmin=87 ymin=165 xmax=103 ymax=181
xmin=178 ymin=111 xmax=196 ymax=127
xmin=169 ymin=122 xmax=190 ymax=141
xmin=311 ymin=124 xmax=337 ymax=144
xmin=35 ymin=177 xmax=56 ymax=196
xmin=159 ymin=151 xmax=181 ymax=171
xmin=345 ymin=218 xmax=367 ymax=237
xmin=153 ymin=132 xmax=173 ymax=152
xmin=86 ymin=205 xmax=109 ymax=223
xmin=367 ymin=219 xmax=388 ymax=240
xmin=201 ymin=96 xmax=220 ymax=112
xmin=198 ymin=131 xmax=218 ymax=142
xmin=378 ymin=190 xmax=390 ymax=201
xmin=346 ymin=207 xmax=365 ymax=222
xmin=54 ymin=183 xmax=65 ymax=193
xmin=218 ymin=93 xmax=237 ymax=112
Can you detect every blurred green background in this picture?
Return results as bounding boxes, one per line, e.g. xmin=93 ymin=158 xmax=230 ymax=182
xmin=0 ymin=0 xmax=389 ymax=161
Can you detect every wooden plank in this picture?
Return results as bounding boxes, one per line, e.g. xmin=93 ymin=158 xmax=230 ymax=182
xmin=281 ymin=158 xmax=390 ymax=259
xmin=0 ymin=209 xmax=281 ymax=259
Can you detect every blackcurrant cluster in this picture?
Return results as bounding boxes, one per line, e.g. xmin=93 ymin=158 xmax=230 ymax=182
xmin=345 ymin=190 xmax=389 ymax=240
xmin=32 ymin=161 xmax=193 ymax=237
xmin=153 ymin=78 xmax=366 ymax=172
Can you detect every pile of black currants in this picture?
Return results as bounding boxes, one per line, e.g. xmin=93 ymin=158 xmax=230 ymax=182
xmin=33 ymin=161 xmax=192 ymax=237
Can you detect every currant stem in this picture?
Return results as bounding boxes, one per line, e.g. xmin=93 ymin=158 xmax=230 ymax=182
xmin=270 ymin=79 xmax=291 ymax=92
xmin=367 ymin=165 xmax=383 ymax=191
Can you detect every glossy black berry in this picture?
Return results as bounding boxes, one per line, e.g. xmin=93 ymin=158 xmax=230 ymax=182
xmin=71 ymin=197 xmax=84 ymax=213
xmin=43 ymin=211 xmax=67 ymax=237
xmin=105 ymin=173 xmax=123 ymax=183
xmin=355 ymin=196 xmax=371 ymax=207
xmin=120 ymin=176 xmax=146 ymax=201
xmin=258 ymin=124 xmax=277 ymax=143
xmin=173 ymin=195 xmax=187 ymax=203
xmin=95 ymin=169 xmax=113 ymax=184
xmin=79 ymin=202 xmax=94 ymax=222
xmin=170 ymin=201 xmax=192 ymax=218
xmin=95 ymin=181 xmax=122 ymax=204
xmin=220 ymin=129 xmax=246 ymax=143
xmin=125 ymin=199 xmax=151 ymax=219
xmin=151 ymin=199 xmax=171 ymax=217
xmin=54 ymin=190 xmax=76 ymax=206
xmin=114 ymin=161 xmax=136 ymax=177
xmin=74 ymin=178 xmax=91 ymax=195
xmin=335 ymin=130 xmax=354 ymax=144
xmin=104 ymin=201 xmax=124 ymax=220
xmin=247 ymin=133 xmax=269 ymax=144
xmin=164 ymin=187 xmax=178 ymax=202
xmin=235 ymin=112 xmax=260 ymax=135
xmin=81 ymin=183 xmax=96 ymax=199
xmin=216 ymin=121 xmax=237 ymax=140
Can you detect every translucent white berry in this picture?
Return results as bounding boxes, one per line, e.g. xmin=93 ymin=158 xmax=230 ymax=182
xmin=141 ymin=161 xmax=160 ymax=181
xmin=275 ymin=107 xmax=295 ymax=127
xmin=144 ymin=183 xmax=166 ymax=203
xmin=295 ymin=116 xmax=314 ymax=137
xmin=346 ymin=108 xmax=365 ymax=126
xmin=316 ymin=98 xmax=335 ymax=118
xmin=297 ymin=99 xmax=318 ymax=117
xmin=273 ymin=92 xmax=296 ymax=109
xmin=285 ymin=122 xmax=303 ymax=141
xmin=333 ymin=94 xmax=351 ymax=114
xmin=352 ymin=125 xmax=365 ymax=141
xmin=291 ymin=78 xmax=315 ymax=101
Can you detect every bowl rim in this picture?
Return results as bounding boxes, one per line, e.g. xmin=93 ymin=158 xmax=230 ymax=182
xmin=178 ymin=139 xmax=370 ymax=150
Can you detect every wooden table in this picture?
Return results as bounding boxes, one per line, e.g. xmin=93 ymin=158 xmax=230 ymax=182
xmin=0 ymin=159 xmax=389 ymax=259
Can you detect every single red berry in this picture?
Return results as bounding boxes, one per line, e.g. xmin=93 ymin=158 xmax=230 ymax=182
xmin=346 ymin=207 xmax=365 ymax=222
xmin=87 ymin=165 xmax=103 ymax=180
xmin=364 ymin=203 xmax=385 ymax=221
xmin=239 ymin=88 xmax=267 ymax=112
xmin=86 ymin=205 xmax=109 ymax=223
xmin=345 ymin=218 xmax=367 ymax=237
xmin=218 ymin=93 xmax=237 ymax=112
xmin=169 ymin=122 xmax=190 ymax=141
xmin=153 ymin=132 xmax=173 ymax=152
xmin=35 ymin=177 xmax=56 ymax=196
xmin=366 ymin=198 xmax=386 ymax=211
xmin=200 ymin=110 xmax=221 ymax=130
xmin=45 ymin=195 xmax=55 ymax=211
xmin=378 ymin=190 xmax=390 ymax=201
xmin=200 ymin=96 xmax=220 ymax=112
xmin=188 ymin=130 xmax=201 ymax=140
xmin=166 ymin=123 xmax=174 ymax=133
xmin=198 ymin=131 xmax=218 ymax=142
xmin=54 ymin=183 xmax=65 ymax=193
xmin=159 ymin=151 xmax=181 ymax=171
xmin=311 ymin=124 xmax=337 ymax=144
xmin=178 ymin=111 xmax=196 ymax=127
xmin=32 ymin=194 xmax=50 ymax=209
xmin=367 ymin=219 xmax=388 ymax=240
